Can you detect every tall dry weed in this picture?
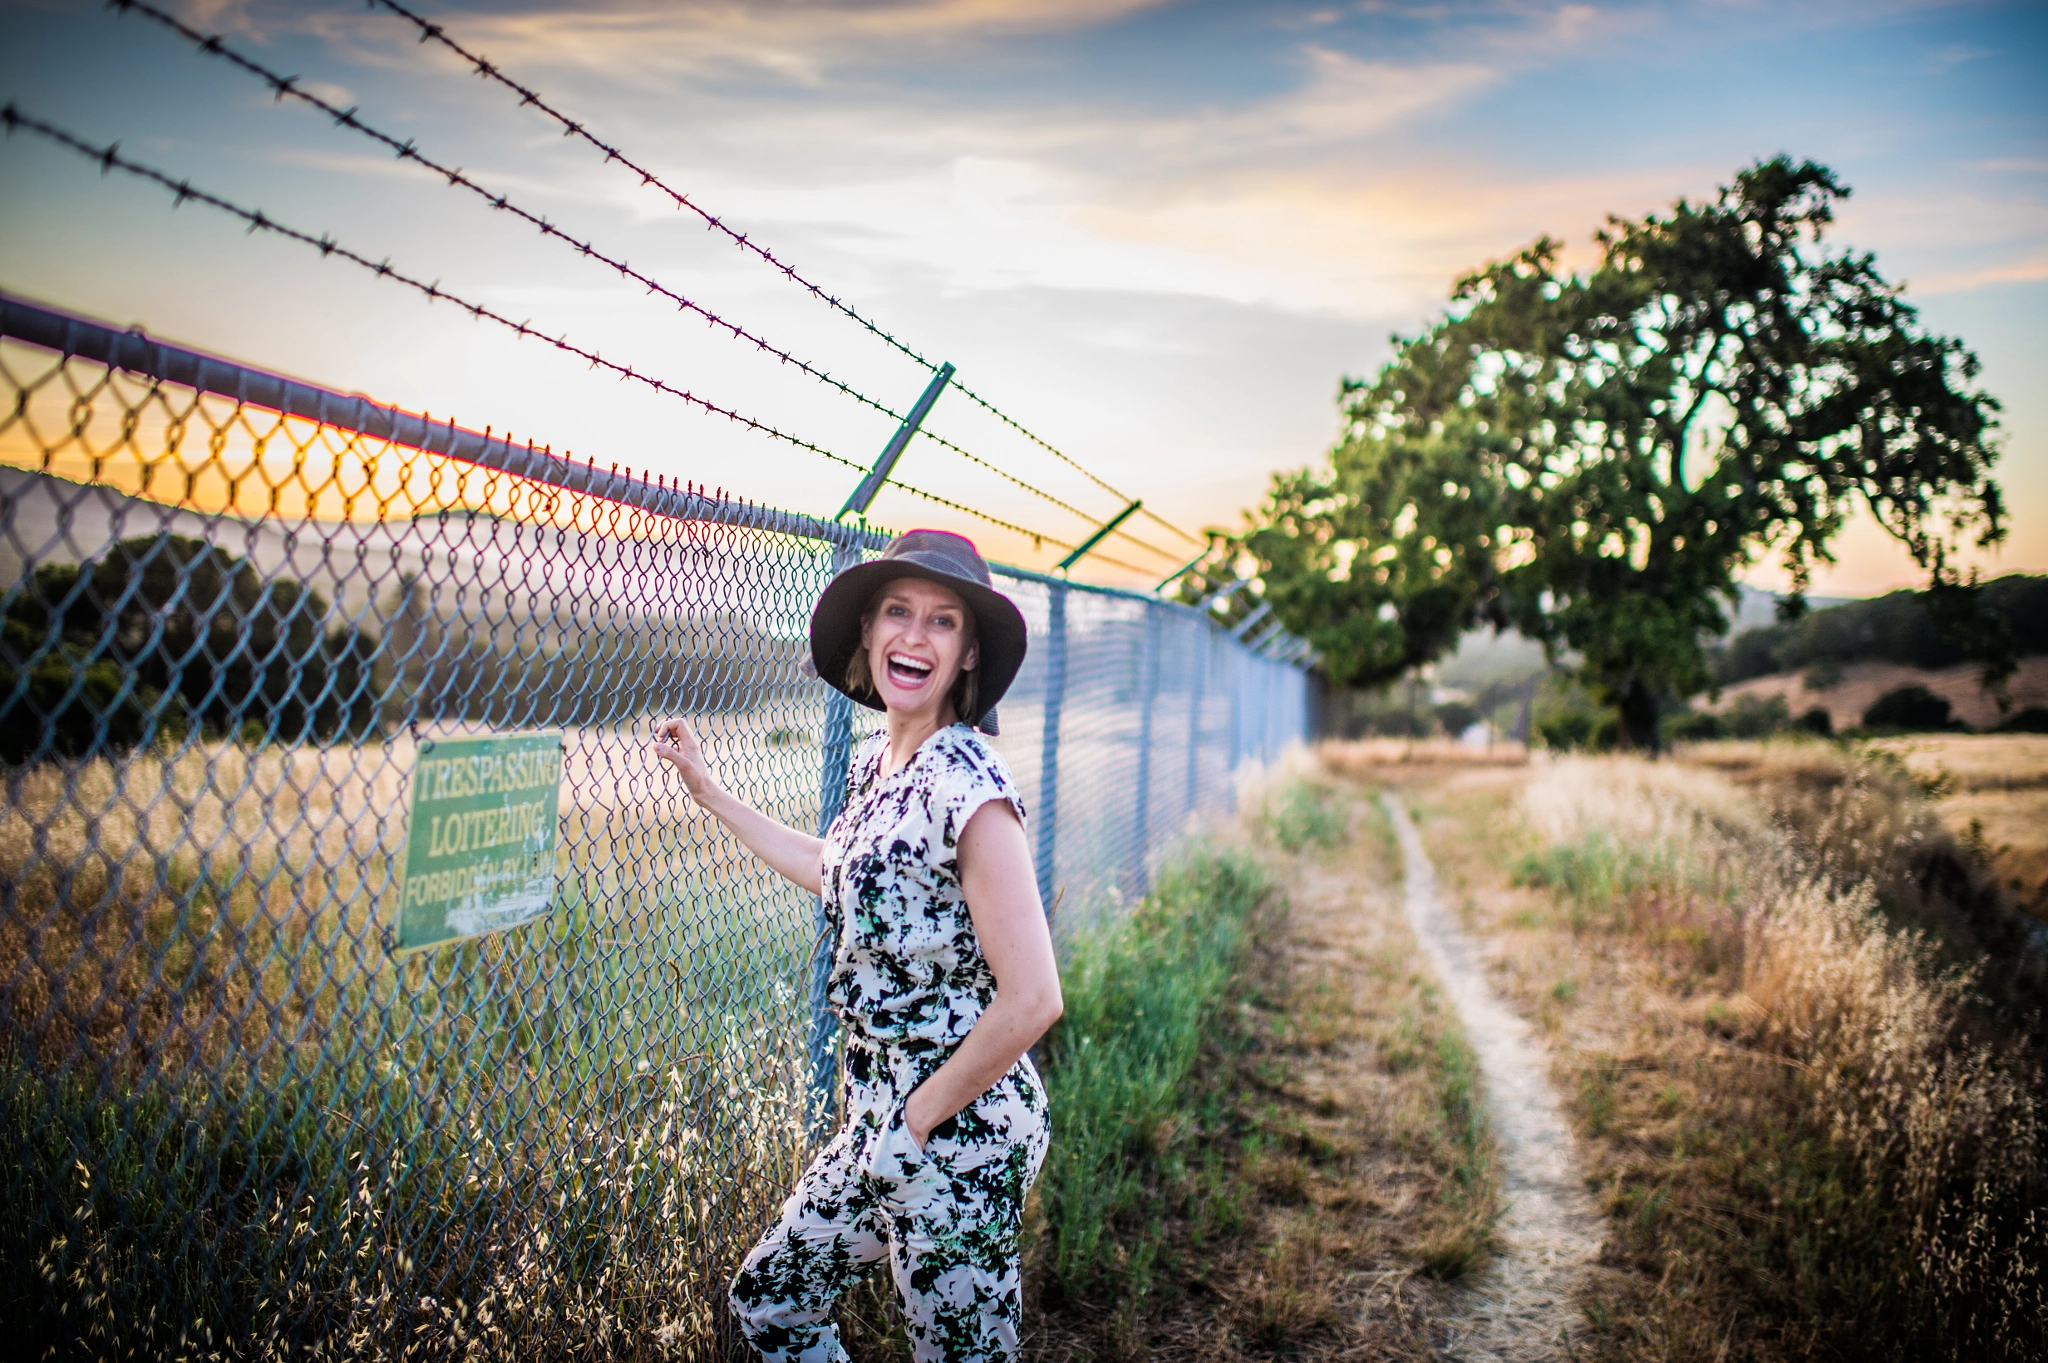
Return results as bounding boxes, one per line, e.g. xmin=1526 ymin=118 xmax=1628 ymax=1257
xmin=1525 ymin=754 xmax=2045 ymax=1356
xmin=2 ymin=724 xmax=827 ymax=1359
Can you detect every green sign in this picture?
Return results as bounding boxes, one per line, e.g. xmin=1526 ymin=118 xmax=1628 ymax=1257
xmin=395 ymin=733 xmax=564 ymax=954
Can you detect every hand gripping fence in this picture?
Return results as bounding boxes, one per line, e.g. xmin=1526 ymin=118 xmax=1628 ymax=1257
xmin=0 ymin=293 xmax=1310 ymax=1359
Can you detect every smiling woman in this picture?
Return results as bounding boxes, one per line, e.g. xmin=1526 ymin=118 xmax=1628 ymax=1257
xmin=652 ymin=529 xmax=1063 ymax=1361
xmin=846 ymin=580 xmax=980 ymax=733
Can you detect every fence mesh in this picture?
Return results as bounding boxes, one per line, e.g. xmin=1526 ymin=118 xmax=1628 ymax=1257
xmin=0 ymin=294 xmax=1308 ymax=1359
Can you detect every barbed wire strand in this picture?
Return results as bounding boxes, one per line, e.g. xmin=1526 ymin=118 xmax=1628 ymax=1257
xmin=106 ymin=0 xmax=1175 ymax=564
xmin=0 ymin=103 xmax=1144 ymax=562
xmin=360 ymin=0 xmax=1204 ymax=552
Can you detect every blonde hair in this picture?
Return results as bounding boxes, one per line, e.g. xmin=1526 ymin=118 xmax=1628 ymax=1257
xmin=845 ymin=590 xmax=980 ymax=723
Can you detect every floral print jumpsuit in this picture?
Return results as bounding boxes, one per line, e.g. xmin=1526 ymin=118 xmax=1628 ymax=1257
xmin=729 ymin=724 xmax=1051 ymax=1362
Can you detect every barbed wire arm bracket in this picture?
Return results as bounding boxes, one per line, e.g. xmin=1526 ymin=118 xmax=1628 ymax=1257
xmin=1197 ymin=577 xmax=1253 ymax=613
xmin=1154 ymin=546 xmax=1211 ymax=593
xmin=837 ymin=362 xmax=953 ymax=523
xmin=1228 ymin=599 xmax=1274 ymax=640
xmin=1055 ymin=499 xmax=1142 ymax=573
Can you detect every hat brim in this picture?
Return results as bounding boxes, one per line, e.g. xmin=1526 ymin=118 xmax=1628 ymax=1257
xmin=810 ymin=560 xmax=1026 ymax=733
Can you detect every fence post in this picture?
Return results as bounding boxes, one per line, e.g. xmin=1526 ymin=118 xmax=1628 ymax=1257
xmin=809 ymin=539 xmax=862 ymax=1133
xmin=1034 ymin=583 xmax=1067 ymax=912
xmin=1184 ymin=621 xmax=1206 ymax=821
xmin=1227 ymin=644 xmax=1244 ymax=779
xmin=1132 ymin=602 xmax=1160 ymax=896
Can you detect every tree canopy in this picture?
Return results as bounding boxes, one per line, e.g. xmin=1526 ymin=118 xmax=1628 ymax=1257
xmin=1195 ymin=158 xmax=2004 ymax=747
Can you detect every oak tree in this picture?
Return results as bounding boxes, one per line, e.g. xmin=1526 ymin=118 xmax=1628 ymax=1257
xmin=1200 ymin=158 xmax=2004 ymax=747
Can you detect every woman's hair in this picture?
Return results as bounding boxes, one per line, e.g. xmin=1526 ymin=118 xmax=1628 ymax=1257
xmin=845 ymin=586 xmax=979 ymax=723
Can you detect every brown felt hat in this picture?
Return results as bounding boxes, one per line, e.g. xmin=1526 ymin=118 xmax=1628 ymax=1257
xmin=809 ymin=530 xmax=1026 ymax=735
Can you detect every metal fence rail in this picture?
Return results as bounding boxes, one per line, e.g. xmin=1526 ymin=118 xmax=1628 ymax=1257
xmin=0 ymin=294 xmax=1308 ymax=1359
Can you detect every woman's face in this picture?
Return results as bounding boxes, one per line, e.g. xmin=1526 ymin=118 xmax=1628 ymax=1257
xmin=861 ymin=577 xmax=978 ymax=722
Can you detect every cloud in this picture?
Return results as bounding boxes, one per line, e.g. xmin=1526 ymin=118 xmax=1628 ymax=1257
xmin=325 ymin=0 xmax=1181 ymax=87
xmin=1908 ymin=253 xmax=2048 ymax=295
xmin=1930 ymin=41 xmax=1993 ymax=70
xmin=1169 ymin=45 xmax=1498 ymax=154
xmin=623 ymin=44 xmax=1508 ymax=316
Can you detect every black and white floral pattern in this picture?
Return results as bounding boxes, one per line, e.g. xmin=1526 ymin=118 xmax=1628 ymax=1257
xmin=730 ymin=725 xmax=1051 ymax=1362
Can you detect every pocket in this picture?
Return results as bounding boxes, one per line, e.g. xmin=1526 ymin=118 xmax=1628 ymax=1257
xmin=860 ymin=1107 xmax=924 ymax=1183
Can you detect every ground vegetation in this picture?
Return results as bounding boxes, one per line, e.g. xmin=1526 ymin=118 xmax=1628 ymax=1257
xmin=840 ymin=773 xmax=1504 ymax=1361
xmin=1406 ymin=746 xmax=2044 ymax=1360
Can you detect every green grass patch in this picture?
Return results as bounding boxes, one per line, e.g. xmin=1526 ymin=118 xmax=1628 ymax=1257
xmin=1261 ymin=779 xmax=1348 ymax=853
xmin=1031 ymin=846 xmax=1274 ymax=1306
xmin=1414 ymin=1026 xmax=1496 ymax=1279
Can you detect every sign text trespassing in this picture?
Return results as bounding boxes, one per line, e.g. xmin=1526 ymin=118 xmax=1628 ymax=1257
xmin=396 ymin=733 xmax=563 ymax=954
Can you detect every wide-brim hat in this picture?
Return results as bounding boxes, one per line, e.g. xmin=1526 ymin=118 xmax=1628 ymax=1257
xmin=810 ymin=529 xmax=1026 ymax=735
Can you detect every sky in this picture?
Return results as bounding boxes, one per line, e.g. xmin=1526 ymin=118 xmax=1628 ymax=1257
xmin=1 ymin=0 xmax=2043 ymax=594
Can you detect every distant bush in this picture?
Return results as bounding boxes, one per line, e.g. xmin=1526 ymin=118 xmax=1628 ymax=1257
xmin=1861 ymin=684 xmax=1954 ymax=733
xmin=1715 ymin=573 xmax=2047 ymax=686
xmin=1997 ymin=707 xmax=2048 ymax=734
xmin=1667 ymin=694 xmax=1833 ymax=747
xmin=1533 ymin=675 xmax=1618 ymax=751
xmin=0 ymin=623 xmax=170 ymax=765
xmin=1802 ymin=659 xmax=1844 ymax=691
xmin=1367 ymin=708 xmax=1432 ymax=738
xmin=1663 ymin=709 xmax=1723 ymax=744
xmin=1434 ymin=700 xmax=1480 ymax=736
xmin=1 ymin=534 xmax=385 ymax=765
xmin=1723 ymin=694 xmax=1792 ymax=739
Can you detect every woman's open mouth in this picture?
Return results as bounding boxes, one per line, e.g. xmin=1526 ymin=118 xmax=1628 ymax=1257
xmin=886 ymin=651 xmax=935 ymax=689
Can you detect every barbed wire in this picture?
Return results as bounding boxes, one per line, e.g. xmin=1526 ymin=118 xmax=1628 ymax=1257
xmin=360 ymin=0 xmax=1205 ymax=553
xmin=107 ymin=0 xmax=1170 ymax=564
xmin=0 ymin=102 xmax=1117 ymax=559
xmin=945 ymin=383 xmax=1202 ymax=547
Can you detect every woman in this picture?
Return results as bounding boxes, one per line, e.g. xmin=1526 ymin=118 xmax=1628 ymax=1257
xmin=652 ymin=529 xmax=1063 ymax=1362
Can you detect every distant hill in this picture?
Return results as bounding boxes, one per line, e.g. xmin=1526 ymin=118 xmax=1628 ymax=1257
xmin=1709 ymin=657 xmax=2048 ymax=735
xmin=1432 ymin=584 xmax=1850 ymax=693
xmin=1713 ymin=575 xmax=2048 ymax=686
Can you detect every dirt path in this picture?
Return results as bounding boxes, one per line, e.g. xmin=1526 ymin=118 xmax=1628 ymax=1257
xmin=1379 ymin=793 xmax=1603 ymax=1362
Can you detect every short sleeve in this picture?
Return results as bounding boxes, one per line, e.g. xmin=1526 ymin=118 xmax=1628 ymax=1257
xmin=932 ymin=729 xmax=1027 ymax=855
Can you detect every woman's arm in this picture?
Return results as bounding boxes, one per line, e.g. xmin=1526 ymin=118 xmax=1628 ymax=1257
xmin=652 ymin=716 xmax=825 ymax=896
xmin=902 ymin=798 xmax=1064 ymax=1147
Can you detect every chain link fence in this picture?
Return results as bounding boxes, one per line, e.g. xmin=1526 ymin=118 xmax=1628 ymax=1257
xmin=0 ymin=293 xmax=1309 ymax=1360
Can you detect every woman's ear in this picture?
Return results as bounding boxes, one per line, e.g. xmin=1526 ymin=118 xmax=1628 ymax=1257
xmin=962 ymin=641 xmax=979 ymax=674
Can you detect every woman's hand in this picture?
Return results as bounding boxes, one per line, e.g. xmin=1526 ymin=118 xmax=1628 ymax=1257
xmin=903 ymin=1090 xmax=943 ymax=1152
xmin=652 ymin=716 xmax=722 ymax=808
xmin=652 ymin=715 xmax=826 ymax=895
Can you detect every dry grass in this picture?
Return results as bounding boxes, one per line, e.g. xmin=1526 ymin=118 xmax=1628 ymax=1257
xmin=1016 ymin=773 xmax=1498 ymax=1361
xmin=1864 ymin=734 xmax=2048 ymax=921
xmin=1410 ymin=750 xmax=2046 ymax=1360
xmin=1676 ymin=736 xmax=2048 ymax=1019
xmin=1 ymin=718 xmax=838 ymax=1360
xmin=1319 ymin=738 xmax=1529 ymax=774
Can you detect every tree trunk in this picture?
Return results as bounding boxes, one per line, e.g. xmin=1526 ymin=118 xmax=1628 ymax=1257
xmin=1618 ymin=676 xmax=1662 ymax=753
